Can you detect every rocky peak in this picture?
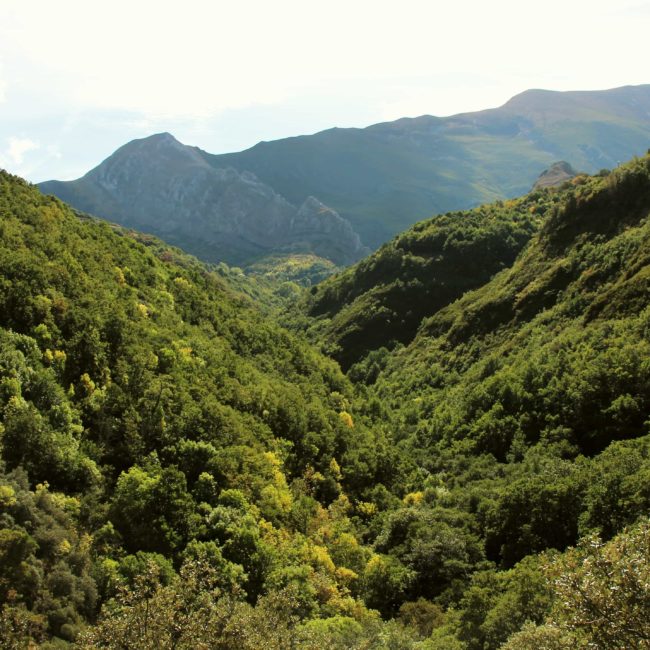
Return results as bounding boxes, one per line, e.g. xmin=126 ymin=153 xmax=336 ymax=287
xmin=40 ymin=133 xmax=367 ymax=267
xmin=533 ymin=161 xmax=578 ymax=190
xmin=85 ymin=132 xmax=209 ymax=193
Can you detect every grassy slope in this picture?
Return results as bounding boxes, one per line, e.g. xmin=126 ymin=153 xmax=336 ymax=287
xmin=296 ymin=191 xmax=557 ymax=370
xmin=206 ymin=86 xmax=650 ymax=249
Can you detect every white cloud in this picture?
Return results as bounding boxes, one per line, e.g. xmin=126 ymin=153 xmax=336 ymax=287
xmin=45 ymin=144 xmax=62 ymax=160
xmin=7 ymin=137 xmax=39 ymax=164
xmin=0 ymin=137 xmax=41 ymax=177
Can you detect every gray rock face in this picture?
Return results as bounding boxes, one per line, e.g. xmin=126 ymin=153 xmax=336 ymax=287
xmin=532 ymin=161 xmax=578 ymax=190
xmin=291 ymin=197 xmax=366 ymax=262
xmin=39 ymin=133 xmax=367 ymax=266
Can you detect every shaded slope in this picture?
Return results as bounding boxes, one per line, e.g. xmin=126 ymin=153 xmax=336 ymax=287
xmin=373 ymin=155 xmax=650 ymax=462
xmin=337 ymin=157 xmax=650 ymax=616
xmin=39 ymin=133 xmax=367 ymax=266
xmin=297 ymin=195 xmax=550 ymax=370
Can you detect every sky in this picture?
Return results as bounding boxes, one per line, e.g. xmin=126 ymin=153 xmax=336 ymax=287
xmin=0 ymin=0 xmax=648 ymax=182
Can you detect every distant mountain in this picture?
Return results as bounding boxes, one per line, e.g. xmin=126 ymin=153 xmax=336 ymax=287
xmin=204 ymin=84 xmax=650 ymax=248
xmin=532 ymin=161 xmax=578 ymax=189
xmin=39 ymin=133 xmax=367 ymax=267
xmin=40 ymin=85 xmax=650 ymax=262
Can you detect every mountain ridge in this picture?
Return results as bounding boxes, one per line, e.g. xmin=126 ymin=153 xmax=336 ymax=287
xmin=39 ymin=133 xmax=368 ymax=267
xmin=39 ymin=85 xmax=650 ymax=260
xmin=204 ymin=84 xmax=650 ymax=247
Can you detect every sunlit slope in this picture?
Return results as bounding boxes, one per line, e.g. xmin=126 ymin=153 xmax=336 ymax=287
xmin=374 ymin=155 xmax=650 ymax=462
xmin=207 ymin=85 xmax=650 ymax=248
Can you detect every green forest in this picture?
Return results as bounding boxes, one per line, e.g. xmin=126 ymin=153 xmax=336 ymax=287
xmin=1 ymin=155 xmax=650 ymax=648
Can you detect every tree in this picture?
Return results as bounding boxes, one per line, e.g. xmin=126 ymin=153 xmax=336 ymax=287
xmin=545 ymin=519 xmax=650 ymax=649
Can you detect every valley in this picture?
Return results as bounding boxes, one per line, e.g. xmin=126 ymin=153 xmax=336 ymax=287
xmin=1 ymin=149 xmax=649 ymax=647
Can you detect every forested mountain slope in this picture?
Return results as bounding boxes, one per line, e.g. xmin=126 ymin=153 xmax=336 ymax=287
xmin=291 ymin=156 xmax=650 ymax=648
xmin=2 ymin=157 xmax=650 ymax=649
xmin=374 ymin=154 xmax=650 ymax=462
xmin=297 ymin=187 xmax=562 ymax=369
xmin=364 ymin=153 xmax=650 ymax=585
xmin=0 ymin=171 xmax=407 ymax=645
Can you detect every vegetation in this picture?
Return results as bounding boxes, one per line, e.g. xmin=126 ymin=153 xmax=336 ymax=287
xmin=296 ymin=192 xmax=552 ymax=369
xmin=246 ymin=253 xmax=338 ymax=287
xmin=0 ymin=171 xmax=405 ymax=645
xmin=2 ymin=153 xmax=650 ymax=647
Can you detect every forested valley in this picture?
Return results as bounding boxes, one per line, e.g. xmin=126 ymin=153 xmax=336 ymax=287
xmin=1 ymin=155 xmax=650 ymax=648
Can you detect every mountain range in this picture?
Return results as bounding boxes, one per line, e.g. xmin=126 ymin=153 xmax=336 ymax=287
xmin=205 ymin=84 xmax=650 ymax=247
xmin=39 ymin=84 xmax=650 ymax=266
xmin=2 ymin=146 xmax=650 ymax=647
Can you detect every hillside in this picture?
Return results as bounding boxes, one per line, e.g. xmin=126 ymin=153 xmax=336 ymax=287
xmin=40 ymin=86 xmax=650 ymax=263
xmin=0 ymin=171 xmax=409 ymax=645
xmin=39 ymin=133 xmax=367 ymax=267
xmin=297 ymin=190 xmax=562 ymax=369
xmin=2 ymin=158 xmax=650 ymax=648
xmin=206 ymin=84 xmax=650 ymax=248
xmin=322 ymin=155 xmax=650 ymax=647
xmin=369 ymin=153 xmax=650 ymax=552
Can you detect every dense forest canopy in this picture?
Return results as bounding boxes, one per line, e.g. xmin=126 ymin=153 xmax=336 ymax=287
xmin=1 ymin=155 xmax=650 ymax=648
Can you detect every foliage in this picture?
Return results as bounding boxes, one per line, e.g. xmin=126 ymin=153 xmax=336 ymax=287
xmin=0 ymin=170 xmax=394 ymax=644
xmin=295 ymin=195 xmax=546 ymax=369
xmin=545 ymin=519 xmax=650 ymax=649
xmin=3 ymin=154 xmax=650 ymax=647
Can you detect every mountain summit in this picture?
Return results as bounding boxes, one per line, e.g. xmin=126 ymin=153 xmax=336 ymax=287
xmin=39 ymin=133 xmax=367 ymax=267
xmin=205 ymin=84 xmax=650 ymax=247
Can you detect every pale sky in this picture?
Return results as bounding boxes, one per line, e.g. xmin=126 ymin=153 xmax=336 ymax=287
xmin=0 ymin=0 xmax=648 ymax=182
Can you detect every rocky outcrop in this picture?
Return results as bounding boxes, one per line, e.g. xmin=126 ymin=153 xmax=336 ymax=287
xmin=532 ymin=161 xmax=578 ymax=190
xmin=39 ymin=133 xmax=367 ymax=267
xmin=290 ymin=197 xmax=366 ymax=263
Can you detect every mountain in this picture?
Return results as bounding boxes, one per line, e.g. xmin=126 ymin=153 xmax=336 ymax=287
xmin=295 ymin=155 xmax=650 ymax=646
xmin=40 ymin=86 xmax=650 ymax=261
xmin=205 ymin=84 xmax=650 ymax=248
xmin=3 ymin=155 xmax=650 ymax=648
xmin=532 ymin=161 xmax=578 ymax=189
xmin=39 ymin=133 xmax=367 ymax=267
xmin=371 ymin=154 xmax=650 ymax=460
xmin=0 ymin=169 xmax=405 ymax=644
xmin=297 ymin=194 xmax=547 ymax=369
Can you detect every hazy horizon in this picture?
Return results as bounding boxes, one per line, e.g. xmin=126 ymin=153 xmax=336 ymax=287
xmin=1 ymin=0 xmax=649 ymax=182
